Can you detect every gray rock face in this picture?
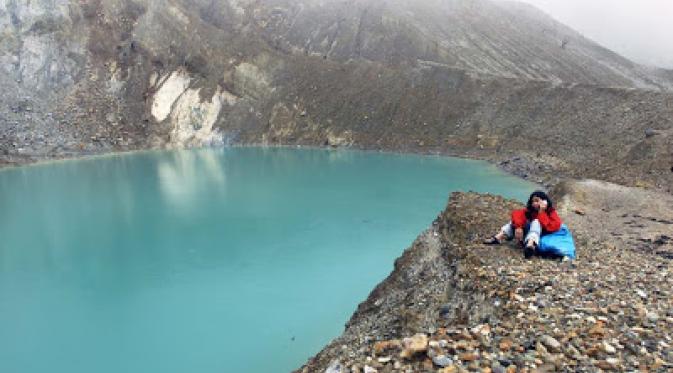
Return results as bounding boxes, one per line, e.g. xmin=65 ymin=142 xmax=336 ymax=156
xmin=0 ymin=0 xmax=86 ymax=93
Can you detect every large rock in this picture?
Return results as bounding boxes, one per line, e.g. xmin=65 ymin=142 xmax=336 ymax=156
xmin=399 ymin=334 xmax=429 ymax=359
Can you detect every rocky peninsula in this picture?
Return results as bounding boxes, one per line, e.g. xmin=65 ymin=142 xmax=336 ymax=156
xmin=296 ymin=181 xmax=673 ymax=372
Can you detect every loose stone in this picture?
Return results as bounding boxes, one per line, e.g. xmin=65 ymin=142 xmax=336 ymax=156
xmin=540 ymin=335 xmax=562 ymax=352
xmin=602 ymin=341 xmax=616 ymax=354
xmin=432 ymin=355 xmax=453 ymax=367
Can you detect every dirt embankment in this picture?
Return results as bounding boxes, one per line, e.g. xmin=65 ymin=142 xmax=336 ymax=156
xmin=263 ymin=63 xmax=673 ymax=193
xmin=297 ymin=180 xmax=673 ymax=372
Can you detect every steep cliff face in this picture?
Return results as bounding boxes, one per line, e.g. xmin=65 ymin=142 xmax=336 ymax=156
xmin=0 ymin=0 xmax=155 ymax=157
xmin=1 ymin=0 xmax=672 ymax=191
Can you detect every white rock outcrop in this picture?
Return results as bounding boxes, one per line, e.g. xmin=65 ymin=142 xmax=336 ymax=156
xmin=168 ymin=87 xmax=231 ymax=148
xmin=151 ymin=69 xmax=192 ymax=122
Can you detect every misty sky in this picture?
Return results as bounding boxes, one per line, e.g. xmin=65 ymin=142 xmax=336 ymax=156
xmin=514 ymin=0 xmax=673 ymax=69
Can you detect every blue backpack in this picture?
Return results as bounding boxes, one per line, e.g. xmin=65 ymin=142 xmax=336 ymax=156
xmin=539 ymin=224 xmax=576 ymax=259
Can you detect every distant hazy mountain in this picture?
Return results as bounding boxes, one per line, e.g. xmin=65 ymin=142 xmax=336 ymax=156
xmin=247 ymin=0 xmax=672 ymax=89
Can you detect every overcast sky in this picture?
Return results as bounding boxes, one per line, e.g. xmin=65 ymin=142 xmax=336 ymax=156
xmin=513 ymin=0 xmax=673 ymax=69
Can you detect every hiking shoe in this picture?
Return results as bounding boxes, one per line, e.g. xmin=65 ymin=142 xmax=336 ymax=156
xmin=483 ymin=236 xmax=501 ymax=245
xmin=524 ymin=244 xmax=536 ymax=259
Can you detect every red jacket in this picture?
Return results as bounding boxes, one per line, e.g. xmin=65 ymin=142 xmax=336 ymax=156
xmin=511 ymin=208 xmax=562 ymax=233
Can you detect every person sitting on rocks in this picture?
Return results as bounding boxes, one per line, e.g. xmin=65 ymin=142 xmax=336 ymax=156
xmin=483 ymin=190 xmax=562 ymax=259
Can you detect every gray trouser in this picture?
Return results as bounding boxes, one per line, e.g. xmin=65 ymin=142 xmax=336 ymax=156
xmin=500 ymin=219 xmax=541 ymax=245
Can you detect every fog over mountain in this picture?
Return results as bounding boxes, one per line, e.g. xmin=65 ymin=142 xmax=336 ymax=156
xmin=512 ymin=0 xmax=673 ymax=69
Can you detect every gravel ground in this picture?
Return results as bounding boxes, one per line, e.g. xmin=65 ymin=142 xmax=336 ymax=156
xmin=298 ymin=180 xmax=673 ymax=372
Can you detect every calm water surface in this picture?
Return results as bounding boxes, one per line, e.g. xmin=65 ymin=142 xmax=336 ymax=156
xmin=0 ymin=147 xmax=534 ymax=373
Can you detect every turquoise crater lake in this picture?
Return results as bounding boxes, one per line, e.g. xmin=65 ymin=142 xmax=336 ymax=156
xmin=0 ymin=147 xmax=534 ymax=373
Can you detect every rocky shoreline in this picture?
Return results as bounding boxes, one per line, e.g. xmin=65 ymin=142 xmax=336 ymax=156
xmin=296 ymin=181 xmax=673 ymax=372
xmin=0 ymin=144 xmax=547 ymax=186
xmin=0 ymin=142 xmax=585 ymax=194
xmin=2 ymin=142 xmax=672 ymax=373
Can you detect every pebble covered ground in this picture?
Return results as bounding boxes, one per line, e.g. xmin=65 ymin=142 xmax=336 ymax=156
xmin=300 ymin=180 xmax=673 ymax=373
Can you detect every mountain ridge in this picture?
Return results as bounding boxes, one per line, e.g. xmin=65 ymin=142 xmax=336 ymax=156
xmin=0 ymin=0 xmax=671 ymax=192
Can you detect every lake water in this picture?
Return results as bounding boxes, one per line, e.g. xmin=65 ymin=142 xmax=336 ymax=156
xmin=0 ymin=147 xmax=534 ymax=373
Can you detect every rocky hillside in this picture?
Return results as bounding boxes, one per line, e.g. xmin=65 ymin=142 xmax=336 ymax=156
xmin=251 ymin=0 xmax=672 ymax=89
xmin=297 ymin=181 xmax=673 ymax=372
xmin=1 ymin=0 xmax=672 ymax=193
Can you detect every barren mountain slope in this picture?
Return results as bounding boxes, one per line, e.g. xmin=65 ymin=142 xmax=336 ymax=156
xmin=1 ymin=0 xmax=672 ymax=191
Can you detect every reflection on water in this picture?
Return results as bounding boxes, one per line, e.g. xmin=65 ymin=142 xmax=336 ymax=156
xmin=157 ymin=149 xmax=226 ymax=213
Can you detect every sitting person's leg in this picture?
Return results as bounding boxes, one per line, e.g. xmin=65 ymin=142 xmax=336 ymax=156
xmin=525 ymin=219 xmax=541 ymax=246
xmin=523 ymin=219 xmax=541 ymax=258
xmin=484 ymin=222 xmax=514 ymax=244
xmin=499 ymin=223 xmax=514 ymax=240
